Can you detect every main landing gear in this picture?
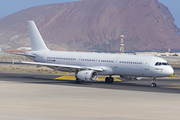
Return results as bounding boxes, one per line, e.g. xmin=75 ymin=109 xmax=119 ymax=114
xmin=151 ymin=77 xmax=156 ymax=87
xmin=105 ymin=75 xmax=114 ymax=83
xmin=76 ymin=78 xmax=84 ymax=84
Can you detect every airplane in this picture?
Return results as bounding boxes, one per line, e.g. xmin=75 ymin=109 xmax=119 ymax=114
xmin=13 ymin=21 xmax=174 ymax=87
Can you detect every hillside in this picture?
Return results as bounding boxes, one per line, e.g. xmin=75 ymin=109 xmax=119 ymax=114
xmin=0 ymin=0 xmax=180 ymax=52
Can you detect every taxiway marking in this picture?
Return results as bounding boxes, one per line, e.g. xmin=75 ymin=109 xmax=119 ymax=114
xmin=54 ymin=76 xmax=121 ymax=81
xmin=162 ymin=83 xmax=180 ymax=89
xmin=162 ymin=86 xmax=180 ymax=89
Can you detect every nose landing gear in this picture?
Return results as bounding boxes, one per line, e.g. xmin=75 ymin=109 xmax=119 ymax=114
xmin=151 ymin=81 xmax=156 ymax=87
xmin=151 ymin=77 xmax=156 ymax=87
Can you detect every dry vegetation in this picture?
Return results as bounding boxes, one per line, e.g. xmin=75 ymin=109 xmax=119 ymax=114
xmin=0 ymin=53 xmax=73 ymax=75
xmin=0 ymin=64 xmax=73 ymax=75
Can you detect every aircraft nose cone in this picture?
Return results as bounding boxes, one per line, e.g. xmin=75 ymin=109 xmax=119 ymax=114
xmin=168 ymin=67 xmax=174 ymax=76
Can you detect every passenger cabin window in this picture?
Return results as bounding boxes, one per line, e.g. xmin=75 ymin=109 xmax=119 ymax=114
xmin=155 ymin=62 xmax=169 ymax=66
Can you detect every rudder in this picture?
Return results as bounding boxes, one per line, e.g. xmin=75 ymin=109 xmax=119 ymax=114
xmin=28 ymin=21 xmax=49 ymax=51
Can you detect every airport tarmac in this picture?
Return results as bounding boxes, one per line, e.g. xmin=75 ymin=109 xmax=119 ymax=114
xmin=0 ymin=72 xmax=180 ymax=94
xmin=0 ymin=72 xmax=180 ymax=120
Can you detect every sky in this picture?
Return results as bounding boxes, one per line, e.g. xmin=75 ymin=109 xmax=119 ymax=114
xmin=0 ymin=0 xmax=80 ymax=18
xmin=158 ymin=0 xmax=180 ymax=28
xmin=0 ymin=0 xmax=180 ymax=28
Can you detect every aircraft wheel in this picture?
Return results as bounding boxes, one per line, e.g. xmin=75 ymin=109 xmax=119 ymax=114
xmin=76 ymin=78 xmax=84 ymax=84
xmin=105 ymin=77 xmax=108 ymax=83
xmin=110 ymin=77 xmax=114 ymax=83
xmin=105 ymin=77 xmax=114 ymax=83
xmin=151 ymin=82 xmax=156 ymax=87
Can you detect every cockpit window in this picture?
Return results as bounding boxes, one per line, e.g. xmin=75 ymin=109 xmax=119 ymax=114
xmin=162 ymin=63 xmax=167 ymax=65
xmin=155 ymin=62 xmax=169 ymax=66
xmin=155 ymin=62 xmax=159 ymax=65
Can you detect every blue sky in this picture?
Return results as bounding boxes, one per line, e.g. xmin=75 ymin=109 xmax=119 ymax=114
xmin=0 ymin=0 xmax=80 ymax=18
xmin=0 ymin=0 xmax=180 ymax=28
xmin=158 ymin=0 xmax=180 ymax=28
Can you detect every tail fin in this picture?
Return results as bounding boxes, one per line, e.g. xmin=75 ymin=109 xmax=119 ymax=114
xmin=28 ymin=21 xmax=49 ymax=51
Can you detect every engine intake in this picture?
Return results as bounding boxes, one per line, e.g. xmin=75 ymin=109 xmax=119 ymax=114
xmin=77 ymin=70 xmax=98 ymax=81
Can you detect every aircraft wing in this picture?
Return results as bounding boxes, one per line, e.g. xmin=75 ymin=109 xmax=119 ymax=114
xmin=16 ymin=61 xmax=104 ymax=72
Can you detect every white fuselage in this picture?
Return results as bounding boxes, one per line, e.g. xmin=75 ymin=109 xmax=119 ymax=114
xmin=25 ymin=50 xmax=174 ymax=77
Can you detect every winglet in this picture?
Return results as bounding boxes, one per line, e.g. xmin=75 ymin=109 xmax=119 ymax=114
xmin=28 ymin=21 xmax=50 ymax=51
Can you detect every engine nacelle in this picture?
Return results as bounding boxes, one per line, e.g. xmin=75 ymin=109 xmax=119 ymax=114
xmin=120 ymin=76 xmax=142 ymax=81
xmin=77 ymin=70 xmax=98 ymax=81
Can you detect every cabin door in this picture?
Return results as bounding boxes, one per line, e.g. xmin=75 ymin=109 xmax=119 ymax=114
xmin=144 ymin=58 xmax=151 ymax=70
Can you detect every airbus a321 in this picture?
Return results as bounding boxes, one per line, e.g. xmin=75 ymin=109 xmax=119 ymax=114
xmin=13 ymin=21 xmax=174 ymax=87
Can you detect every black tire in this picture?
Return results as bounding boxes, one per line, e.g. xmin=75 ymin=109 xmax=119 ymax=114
xmin=105 ymin=77 xmax=109 ymax=83
xmin=76 ymin=78 xmax=80 ymax=84
xmin=110 ymin=77 xmax=114 ymax=83
xmin=105 ymin=77 xmax=114 ymax=84
xmin=76 ymin=78 xmax=84 ymax=84
xmin=151 ymin=83 xmax=157 ymax=87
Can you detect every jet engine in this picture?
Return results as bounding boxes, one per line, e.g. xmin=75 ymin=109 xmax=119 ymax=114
xmin=77 ymin=70 xmax=98 ymax=81
xmin=120 ymin=76 xmax=142 ymax=80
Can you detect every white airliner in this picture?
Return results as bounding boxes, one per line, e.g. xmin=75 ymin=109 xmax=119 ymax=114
xmin=13 ymin=21 xmax=174 ymax=87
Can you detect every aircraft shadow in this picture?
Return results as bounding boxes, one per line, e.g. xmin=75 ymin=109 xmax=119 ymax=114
xmin=0 ymin=73 xmax=179 ymax=94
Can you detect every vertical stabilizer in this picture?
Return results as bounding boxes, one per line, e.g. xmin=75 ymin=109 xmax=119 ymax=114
xmin=28 ymin=21 xmax=49 ymax=51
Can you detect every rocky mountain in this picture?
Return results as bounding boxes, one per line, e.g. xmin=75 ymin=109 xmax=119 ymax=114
xmin=0 ymin=0 xmax=180 ymax=52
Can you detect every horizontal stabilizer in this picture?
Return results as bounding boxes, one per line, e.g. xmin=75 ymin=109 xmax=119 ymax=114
xmin=8 ymin=52 xmax=36 ymax=57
